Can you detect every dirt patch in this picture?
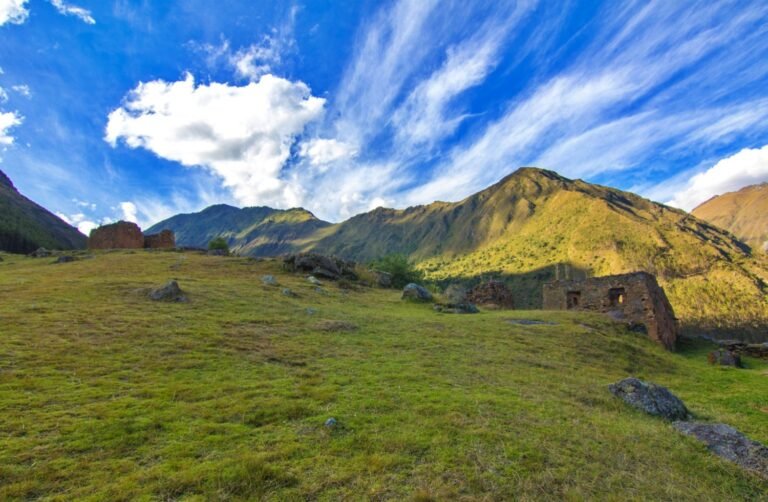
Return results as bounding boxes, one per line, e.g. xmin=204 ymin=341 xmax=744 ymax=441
xmin=314 ymin=320 xmax=358 ymax=332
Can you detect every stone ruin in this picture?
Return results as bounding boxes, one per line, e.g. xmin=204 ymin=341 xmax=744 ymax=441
xmin=542 ymin=271 xmax=678 ymax=350
xmin=88 ymin=221 xmax=175 ymax=250
xmin=466 ymin=280 xmax=515 ymax=309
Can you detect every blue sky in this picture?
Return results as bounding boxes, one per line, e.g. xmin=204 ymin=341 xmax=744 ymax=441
xmin=1 ymin=0 xmax=768 ymax=233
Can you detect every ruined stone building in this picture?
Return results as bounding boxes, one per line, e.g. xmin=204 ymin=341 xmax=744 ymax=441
xmin=542 ymin=272 xmax=678 ymax=350
xmin=88 ymin=221 xmax=175 ymax=250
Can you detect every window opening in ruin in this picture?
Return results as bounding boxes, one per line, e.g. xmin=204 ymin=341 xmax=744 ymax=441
xmin=566 ymin=291 xmax=581 ymax=309
xmin=609 ymin=287 xmax=626 ymax=307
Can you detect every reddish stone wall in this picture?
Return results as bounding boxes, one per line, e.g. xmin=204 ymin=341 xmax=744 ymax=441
xmin=543 ymin=272 xmax=678 ymax=350
xmin=466 ymin=280 xmax=515 ymax=309
xmin=88 ymin=221 xmax=144 ymax=249
xmin=144 ymin=229 xmax=175 ymax=249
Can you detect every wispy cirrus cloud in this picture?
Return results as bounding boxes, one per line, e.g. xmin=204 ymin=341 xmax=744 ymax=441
xmin=48 ymin=0 xmax=95 ymax=25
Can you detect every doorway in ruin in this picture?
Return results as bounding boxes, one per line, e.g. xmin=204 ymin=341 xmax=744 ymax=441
xmin=566 ymin=291 xmax=581 ymax=309
xmin=608 ymin=287 xmax=626 ymax=307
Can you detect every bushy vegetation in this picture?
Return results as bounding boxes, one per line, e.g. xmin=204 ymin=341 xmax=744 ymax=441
xmin=0 ymin=251 xmax=765 ymax=499
xmin=370 ymin=253 xmax=424 ymax=288
xmin=208 ymin=236 xmax=230 ymax=252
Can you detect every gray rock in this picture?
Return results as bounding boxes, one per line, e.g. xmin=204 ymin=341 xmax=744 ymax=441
xmin=307 ymin=276 xmax=322 ymax=285
xmin=261 ymin=274 xmax=278 ymax=286
xmin=284 ymin=253 xmax=357 ymax=280
xmin=324 ymin=417 xmax=337 ymax=428
xmin=148 ymin=280 xmax=187 ymax=302
xmin=305 ymin=308 xmax=317 ymax=315
xmin=708 ymin=350 xmax=742 ymax=367
xmin=54 ymin=255 xmax=76 ymax=264
xmin=282 ymin=288 xmax=297 ymax=298
xmin=314 ymin=287 xmax=328 ymax=295
xmin=674 ymin=422 xmax=768 ymax=479
xmin=433 ymin=302 xmax=479 ymax=314
xmin=28 ymin=247 xmax=51 ymax=258
xmin=608 ymin=377 xmax=690 ymax=420
xmin=402 ymin=283 xmax=433 ymax=302
xmin=373 ymin=270 xmax=392 ymax=288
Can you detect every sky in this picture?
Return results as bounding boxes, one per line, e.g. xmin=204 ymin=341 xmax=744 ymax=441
xmin=1 ymin=0 xmax=768 ymax=234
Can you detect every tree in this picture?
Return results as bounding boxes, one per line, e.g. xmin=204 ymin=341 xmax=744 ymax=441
xmin=208 ymin=237 xmax=230 ymax=253
xmin=370 ymin=253 xmax=423 ymax=288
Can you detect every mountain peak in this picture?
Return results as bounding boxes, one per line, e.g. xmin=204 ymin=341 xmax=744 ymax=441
xmin=0 ymin=169 xmax=16 ymax=191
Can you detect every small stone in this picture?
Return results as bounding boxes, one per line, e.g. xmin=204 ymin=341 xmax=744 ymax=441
xmin=674 ymin=422 xmax=768 ymax=479
xmin=433 ymin=303 xmax=479 ymax=314
xmin=314 ymin=287 xmax=328 ymax=295
xmin=305 ymin=308 xmax=317 ymax=315
xmin=308 ymin=276 xmax=322 ymax=285
xmin=373 ymin=270 xmax=392 ymax=288
xmin=148 ymin=280 xmax=187 ymax=302
xmin=402 ymin=283 xmax=433 ymax=302
xmin=54 ymin=256 xmax=76 ymax=264
xmin=28 ymin=247 xmax=51 ymax=258
xmin=282 ymin=288 xmax=297 ymax=297
xmin=261 ymin=275 xmax=278 ymax=286
xmin=324 ymin=417 xmax=337 ymax=428
xmin=608 ymin=377 xmax=689 ymax=421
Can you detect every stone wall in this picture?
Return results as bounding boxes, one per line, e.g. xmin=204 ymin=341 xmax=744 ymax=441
xmin=88 ymin=221 xmax=144 ymax=249
xmin=543 ymin=272 xmax=678 ymax=350
xmin=466 ymin=280 xmax=515 ymax=309
xmin=144 ymin=229 xmax=175 ymax=249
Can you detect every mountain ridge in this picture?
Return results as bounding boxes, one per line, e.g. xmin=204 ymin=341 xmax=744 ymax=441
xmin=692 ymin=182 xmax=768 ymax=253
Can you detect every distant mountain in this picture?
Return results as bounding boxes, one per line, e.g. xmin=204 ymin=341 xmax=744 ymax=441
xmin=149 ymin=168 xmax=768 ymax=337
xmin=0 ymin=169 xmax=87 ymax=253
xmin=145 ymin=204 xmax=331 ymax=255
xmin=692 ymin=183 xmax=768 ymax=253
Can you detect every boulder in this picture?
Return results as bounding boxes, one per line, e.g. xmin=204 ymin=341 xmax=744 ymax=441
xmin=608 ymin=377 xmax=690 ymax=420
xmin=28 ymin=247 xmax=52 ymax=258
xmin=674 ymin=422 xmax=768 ymax=479
xmin=308 ymin=276 xmax=322 ymax=285
xmin=148 ymin=280 xmax=187 ymax=302
xmin=707 ymin=350 xmax=742 ymax=367
xmin=402 ymin=283 xmax=433 ymax=302
xmin=282 ymin=288 xmax=297 ymax=298
xmin=261 ymin=275 xmax=278 ymax=286
xmin=54 ymin=255 xmax=76 ymax=264
xmin=284 ymin=253 xmax=357 ymax=280
xmin=88 ymin=221 xmax=144 ymax=249
xmin=373 ymin=270 xmax=393 ymax=288
xmin=466 ymin=280 xmax=514 ymax=309
xmin=433 ymin=303 xmax=479 ymax=314
xmin=443 ymin=284 xmax=468 ymax=304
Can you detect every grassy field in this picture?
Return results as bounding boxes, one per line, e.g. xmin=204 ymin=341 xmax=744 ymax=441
xmin=0 ymin=251 xmax=766 ymax=500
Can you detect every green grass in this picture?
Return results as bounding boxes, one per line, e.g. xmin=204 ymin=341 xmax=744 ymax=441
xmin=0 ymin=251 xmax=766 ymax=500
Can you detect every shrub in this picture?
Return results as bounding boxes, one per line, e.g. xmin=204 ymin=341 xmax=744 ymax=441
xmin=208 ymin=237 xmax=230 ymax=252
xmin=370 ymin=253 xmax=424 ymax=289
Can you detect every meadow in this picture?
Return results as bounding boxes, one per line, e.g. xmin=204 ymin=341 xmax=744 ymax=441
xmin=0 ymin=251 xmax=766 ymax=500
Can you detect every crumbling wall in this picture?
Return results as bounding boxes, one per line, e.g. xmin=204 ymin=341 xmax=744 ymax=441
xmin=88 ymin=221 xmax=144 ymax=249
xmin=144 ymin=229 xmax=175 ymax=249
xmin=466 ymin=280 xmax=515 ymax=309
xmin=543 ymin=272 xmax=678 ymax=350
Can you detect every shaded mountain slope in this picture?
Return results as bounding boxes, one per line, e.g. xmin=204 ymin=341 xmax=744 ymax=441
xmin=0 ymin=169 xmax=86 ymax=253
xmin=692 ymin=183 xmax=768 ymax=253
xmin=145 ymin=204 xmax=331 ymax=255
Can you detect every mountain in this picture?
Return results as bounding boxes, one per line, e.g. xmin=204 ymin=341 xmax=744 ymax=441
xmin=692 ymin=183 xmax=768 ymax=253
xmin=145 ymin=204 xmax=331 ymax=255
xmin=0 ymin=169 xmax=87 ymax=253
xmin=150 ymin=168 xmax=768 ymax=338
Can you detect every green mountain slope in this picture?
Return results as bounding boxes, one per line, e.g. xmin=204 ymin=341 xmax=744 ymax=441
xmin=692 ymin=183 xmax=768 ymax=253
xmin=145 ymin=204 xmax=331 ymax=254
xmin=151 ymin=168 xmax=768 ymax=337
xmin=0 ymin=169 xmax=87 ymax=253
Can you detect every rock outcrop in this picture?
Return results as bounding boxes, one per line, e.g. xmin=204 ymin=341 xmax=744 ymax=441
xmin=148 ymin=280 xmax=187 ymax=302
xmin=402 ymin=283 xmax=433 ymax=302
xmin=466 ymin=280 xmax=514 ymax=309
xmin=608 ymin=377 xmax=690 ymax=421
xmin=707 ymin=350 xmax=742 ymax=367
xmin=284 ymin=253 xmax=357 ymax=280
xmin=673 ymin=422 xmax=768 ymax=479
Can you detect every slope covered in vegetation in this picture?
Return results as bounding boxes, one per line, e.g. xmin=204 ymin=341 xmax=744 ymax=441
xmin=693 ymin=183 xmax=768 ymax=253
xmin=0 ymin=251 xmax=766 ymax=499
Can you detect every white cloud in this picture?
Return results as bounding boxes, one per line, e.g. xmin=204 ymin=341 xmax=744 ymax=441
xmin=119 ymin=201 xmax=138 ymax=223
xmin=667 ymin=145 xmax=768 ymax=211
xmin=48 ymin=0 xmax=95 ymax=24
xmin=0 ymin=0 xmax=28 ymax=26
xmin=0 ymin=110 xmax=22 ymax=146
xmin=11 ymin=84 xmax=30 ymax=97
xmin=300 ymin=138 xmax=357 ymax=168
xmin=0 ymin=87 xmax=7 ymax=103
xmin=106 ymin=73 xmax=325 ymax=208
xmin=55 ymin=211 xmax=100 ymax=235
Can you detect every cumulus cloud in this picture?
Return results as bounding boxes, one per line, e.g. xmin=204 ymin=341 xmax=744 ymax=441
xmin=0 ymin=110 xmax=22 ymax=146
xmin=55 ymin=211 xmax=100 ymax=235
xmin=48 ymin=0 xmax=95 ymax=24
xmin=300 ymin=138 xmax=358 ymax=168
xmin=119 ymin=201 xmax=138 ymax=223
xmin=667 ymin=145 xmax=768 ymax=211
xmin=106 ymin=73 xmax=325 ymax=207
xmin=0 ymin=0 xmax=29 ymax=26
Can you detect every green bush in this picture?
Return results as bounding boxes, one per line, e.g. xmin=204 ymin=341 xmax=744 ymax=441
xmin=370 ymin=253 xmax=423 ymax=289
xmin=208 ymin=237 xmax=230 ymax=252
